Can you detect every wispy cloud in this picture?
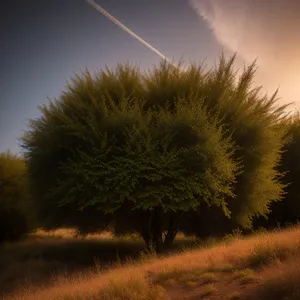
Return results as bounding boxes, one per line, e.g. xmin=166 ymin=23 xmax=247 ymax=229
xmin=190 ymin=0 xmax=300 ymax=108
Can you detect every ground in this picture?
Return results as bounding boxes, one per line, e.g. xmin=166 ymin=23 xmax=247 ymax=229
xmin=2 ymin=226 xmax=300 ymax=300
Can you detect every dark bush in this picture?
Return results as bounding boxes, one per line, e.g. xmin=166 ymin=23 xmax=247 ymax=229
xmin=0 ymin=152 xmax=35 ymax=244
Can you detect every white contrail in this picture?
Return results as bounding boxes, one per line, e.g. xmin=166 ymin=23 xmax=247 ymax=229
xmin=86 ymin=0 xmax=177 ymax=68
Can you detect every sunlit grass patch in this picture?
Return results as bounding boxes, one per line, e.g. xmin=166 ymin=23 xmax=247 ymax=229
xmin=185 ymin=281 xmax=198 ymax=287
xmin=229 ymin=291 xmax=242 ymax=300
xmin=152 ymin=267 xmax=193 ymax=285
xmin=200 ymin=283 xmax=217 ymax=297
xmin=223 ymin=228 xmax=243 ymax=244
xmin=245 ymin=240 xmax=300 ymax=268
xmin=205 ymin=263 xmax=234 ymax=274
xmin=194 ymin=237 xmax=221 ymax=250
xmin=177 ymin=272 xmax=202 ymax=285
xmin=97 ymin=273 xmax=169 ymax=300
xmin=164 ymin=278 xmax=176 ymax=287
xmin=58 ymin=295 xmax=88 ymax=300
xmin=252 ymin=254 xmax=300 ymax=300
xmin=233 ymin=268 xmax=257 ymax=284
xmin=138 ymin=246 xmax=157 ymax=263
xmin=152 ymin=267 xmax=218 ymax=288
xmin=153 ymin=265 xmax=212 ymax=286
xmin=198 ymin=272 xmax=218 ymax=284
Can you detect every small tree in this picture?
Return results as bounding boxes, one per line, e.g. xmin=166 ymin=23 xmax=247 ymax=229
xmin=0 ymin=152 xmax=34 ymax=244
xmin=22 ymin=62 xmax=239 ymax=251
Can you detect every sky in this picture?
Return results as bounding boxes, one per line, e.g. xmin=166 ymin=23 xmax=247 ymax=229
xmin=1 ymin=0 xmax=299 ymax=154
xmin=191 ymin=0 xmax=300 ymax=110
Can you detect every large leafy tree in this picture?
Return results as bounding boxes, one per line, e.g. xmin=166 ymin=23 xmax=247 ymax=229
xmin=22 ymin=61 xmax=238 ymax=251
xmin=21 ymin=55 xmax=288 ymax=249
xmin=0 ymin=152 xmax=35 ymax=244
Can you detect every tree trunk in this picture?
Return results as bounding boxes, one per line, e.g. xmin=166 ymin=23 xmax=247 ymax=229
xmin=141 ymin=209 xmax=185 ymax=253
xmin=141 ymin=211 xmax=153 ymax=248
xmin=151 ymin=207 xmax=164 ymax=252
xmin=141 ymin=231 xmax=152 ymax=248
xmin=164 ymin=229 xmax=177 ymax=248
xmin=163 ymin=211 xmax=185 ymax=249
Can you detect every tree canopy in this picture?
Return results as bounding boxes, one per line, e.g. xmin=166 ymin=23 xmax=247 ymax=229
xmin=253 ymin=114 xmax=300 ymax=229
xmin=21 ymin=55 xmax=288 ymax=250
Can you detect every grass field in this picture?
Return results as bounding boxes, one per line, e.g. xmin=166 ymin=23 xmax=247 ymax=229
xmin=0 ymin=229 xmax=196 ymax=296
xmin=2 ymin=226 xmax=300 ymax=300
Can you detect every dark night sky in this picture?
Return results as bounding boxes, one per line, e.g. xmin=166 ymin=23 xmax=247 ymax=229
xmin=1 ymin=0 xmax=299 ymax=153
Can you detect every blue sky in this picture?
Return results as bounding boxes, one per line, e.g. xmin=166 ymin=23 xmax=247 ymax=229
xmin=1 ymin=0 xmax=299 ymax=153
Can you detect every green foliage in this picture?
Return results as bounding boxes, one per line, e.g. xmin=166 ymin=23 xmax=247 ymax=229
xmin=51 ymin=95 xmax=236 ymax=215
xmin=278 ymin=115 xmax=300 ymax=220
xmin=179 ymin=55 xmax=288 ymax=237
xmin=21 ymin=60 xmax=240 ymax=248
xmin=254 ymin=114 xmax=300 ymax=228
xmin=21 ymin=54 xmax=288 ymax=248
xmin=0 ymin=151 xmax=35 ymax=243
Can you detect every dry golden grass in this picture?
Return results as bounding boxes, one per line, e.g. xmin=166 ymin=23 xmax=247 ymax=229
xmin=200 ymin=283 xmax=217 ymax=297
xmin=30 ymin=228 xmax=134 ymax=241
xmin=0 ymin=231 xmax=146 ymax=295
xmin=3 ymin=226 xmax=300 ymax=300
xmin=0 ymin=229 xmax=196 ymax=296
xmin=252 ymin=254 xmax=300 ymax=300
xmin=229 ymin=291 xmax=242 ymax=300
xmin=233 ymin=268 xmax=257 ymax=284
